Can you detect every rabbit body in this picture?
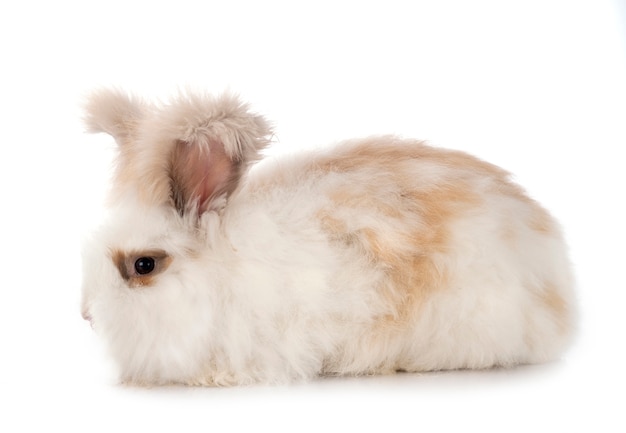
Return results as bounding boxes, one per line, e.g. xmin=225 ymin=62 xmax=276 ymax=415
xmin=81 ymin=90 xmax=575 ymax=385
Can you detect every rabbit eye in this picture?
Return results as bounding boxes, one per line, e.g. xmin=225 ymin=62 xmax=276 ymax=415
xmin=134 ymin=257 xmax=155 ymax=275
xmin=112 ymin=249 xmax=171 ymax=287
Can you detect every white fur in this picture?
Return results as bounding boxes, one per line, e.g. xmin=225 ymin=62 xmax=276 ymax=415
xmin=81 ymin=90 xmax=576 ymax=386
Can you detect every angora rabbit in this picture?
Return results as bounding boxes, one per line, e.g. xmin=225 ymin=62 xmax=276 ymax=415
xmin=81 ymin=89 xmax=576 ymax=386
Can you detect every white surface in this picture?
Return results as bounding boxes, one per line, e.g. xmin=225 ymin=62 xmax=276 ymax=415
xmin=1 ymin=0 xmax=625 ymax=431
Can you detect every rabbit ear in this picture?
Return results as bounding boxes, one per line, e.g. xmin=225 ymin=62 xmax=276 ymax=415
xmin=83 ymin=88 xmax=147 ymax=145
xmin=169 ymin=138 xmax=238 ymax=214
xmin=164 ymin=92 xmax=273 ymax=214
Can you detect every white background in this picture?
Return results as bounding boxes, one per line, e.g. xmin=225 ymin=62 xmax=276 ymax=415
xmin=1 ymin=0 xmax=625 ymax=431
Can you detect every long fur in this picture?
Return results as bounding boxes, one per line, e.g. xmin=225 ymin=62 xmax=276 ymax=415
xmin=81 ymin=89 xmax=577 ymax=386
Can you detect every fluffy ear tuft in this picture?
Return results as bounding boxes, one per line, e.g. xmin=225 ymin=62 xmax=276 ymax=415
xmin=162 ymin=92 xmax=273 ymax=214
xmin=83 ymin=88 xmax=147 ymax=145
xmin=163 ymin=91 xmax=273 ymax=162
xmin=88 ymin=90 xmax=273 ymax=214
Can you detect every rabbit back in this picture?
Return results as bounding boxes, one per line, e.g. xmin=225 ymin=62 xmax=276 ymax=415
xmin=229 ymin=136 xmax=575 ymax=375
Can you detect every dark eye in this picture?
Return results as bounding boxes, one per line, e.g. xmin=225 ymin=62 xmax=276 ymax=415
xmin=134 ymin=257 xmax=155 ymax=275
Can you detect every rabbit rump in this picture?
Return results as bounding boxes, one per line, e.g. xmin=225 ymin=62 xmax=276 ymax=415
xmin=81 ymin=89 xmax=576 ymax=386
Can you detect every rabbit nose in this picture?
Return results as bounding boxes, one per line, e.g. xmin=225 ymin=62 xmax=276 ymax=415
xmin=82 ymin=309 xmax=94 ymax=327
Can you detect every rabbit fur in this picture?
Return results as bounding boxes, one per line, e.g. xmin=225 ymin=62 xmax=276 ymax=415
xmin=81 ymin=89 xmax=576 ymax=386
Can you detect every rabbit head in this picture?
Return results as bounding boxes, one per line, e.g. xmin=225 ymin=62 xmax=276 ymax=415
xmin=80 ymin=89 xmax=272 ymax=383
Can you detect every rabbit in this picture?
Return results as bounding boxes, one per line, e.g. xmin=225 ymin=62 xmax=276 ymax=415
xmin=80 ymin=89 xmax=576 ymax=386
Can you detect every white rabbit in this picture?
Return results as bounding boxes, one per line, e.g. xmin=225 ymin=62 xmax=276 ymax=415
xmin=81 ymin=89 xmax=576 ymax=386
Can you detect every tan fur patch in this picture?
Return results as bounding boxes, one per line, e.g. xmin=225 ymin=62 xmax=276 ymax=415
xmin=539 ymin=283 xmax=570 ymax=334
xmin=528 ymin=208 xmax=555 ymax=234
xmin=111 ymin=249 xmax=172 ymax=288
xmin=314 ymin=140 xmax=481 ymax=331
xmin=317 ymin=211 xmax=352 ymax=243
xmin=312 ymin=137 xmax=508 ymax=178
